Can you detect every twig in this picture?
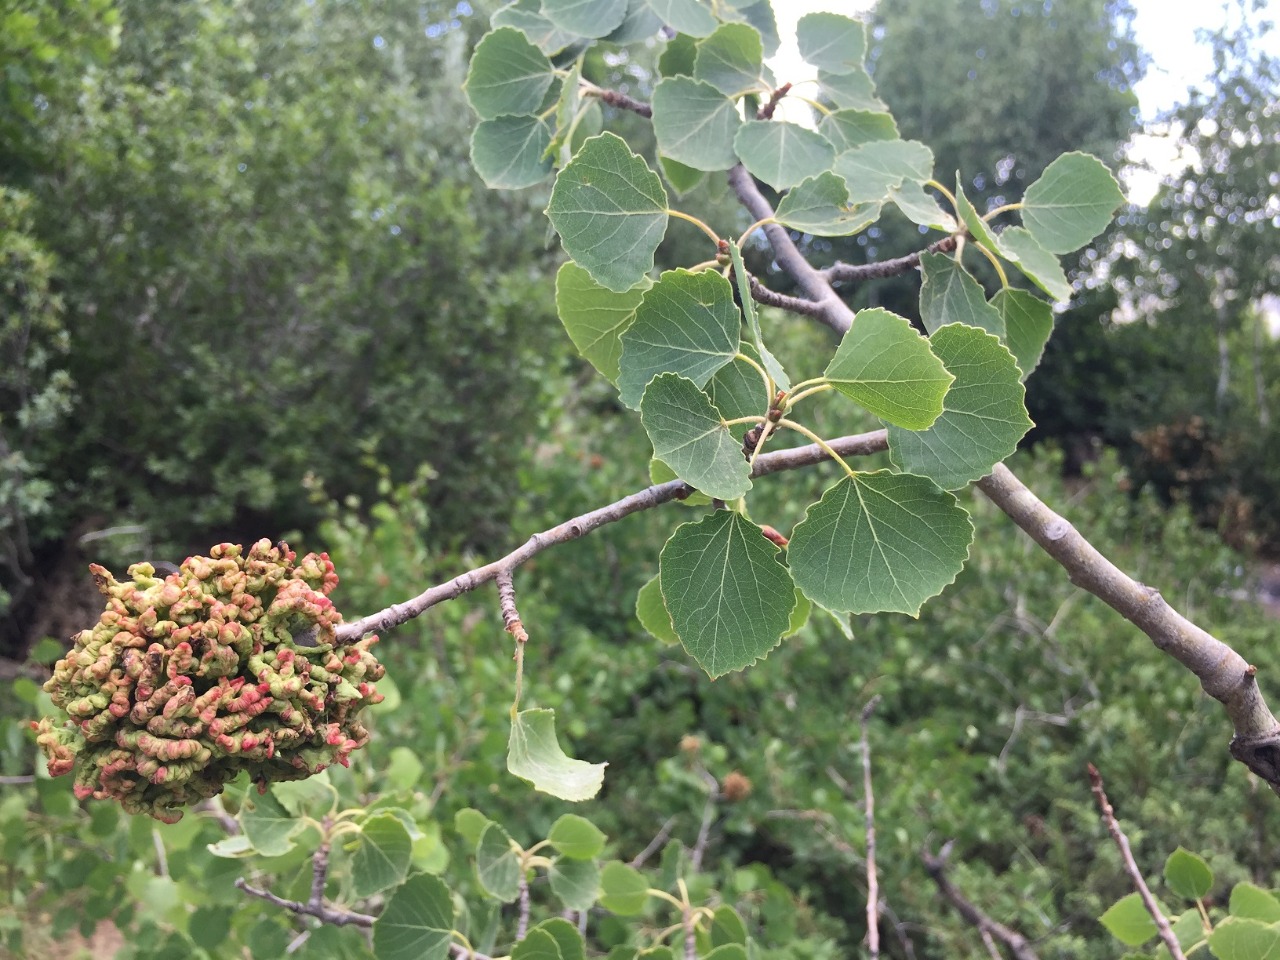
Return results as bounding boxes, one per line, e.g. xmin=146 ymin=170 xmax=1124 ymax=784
xmin=820 ymin=236 xmax=959 ymax=284
xmin=310 ymin=835 xmax=332 ymax=906
xmin=496 ymin=570 xmax=529 ymax=644
xmin=748 ymin=275 xmax=827 ymax=318
xmin=861 ymin=696 xmax=882 ymax=960
xmin=691 ymin=773 xmax=721 ymax=870
xmin=592 ymin=87 xmax=652 ymax=118
xmin=235 ymin=877 xmax=376 ymax=928
xmin=757 ymin=82 xmax=791 ymax=120
xmin=335 ymin=430 xmax=888 ymax=642
xmin=724 ymin=157 xmax=1280 ymax=791
xmin=631 ymin=816 xmax=678 ymax=868
xmin=517 ymin=870 xmax=531 ymax=941
xmin=922 ymin=843 xmax=1041 ymax=960
xmin=1088 ymin=764 xmax=1187 ymax=960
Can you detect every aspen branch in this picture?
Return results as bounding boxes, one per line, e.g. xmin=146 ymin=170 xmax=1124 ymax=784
xmin=1088 ymin=764 xmax=1187 ymax=960
xmin=861 ymin=696 xmax=882 ymax=960
xmin=922 ymin=843 xmax=1041 ymax=960
xmin=820 ymin=236 xmax=959 ymax=285
xmin=334 ymin=430 xmax=887 ymax=642
xmin=725 ymin=161 xmax=1280 ymax=791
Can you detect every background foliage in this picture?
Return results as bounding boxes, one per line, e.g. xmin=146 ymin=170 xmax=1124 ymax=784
xmin=2 ymin=0 xmax=1279 ymax=958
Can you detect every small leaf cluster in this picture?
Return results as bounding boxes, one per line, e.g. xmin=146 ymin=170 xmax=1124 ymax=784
xmin=32 ymin=539 xmax=384 ymax=822
xmin=463 ymin=3 xmax=1125 ymax=683
xmin=1101 ymin=847 xmax=1280 ymax=959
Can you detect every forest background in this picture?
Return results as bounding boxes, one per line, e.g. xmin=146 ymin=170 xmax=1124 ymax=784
xmin=1 ymin=0 xmax=1279 ymax=957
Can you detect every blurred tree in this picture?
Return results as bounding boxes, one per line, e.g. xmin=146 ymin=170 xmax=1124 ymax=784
xmin=0 ymin=0 xmax=561 ymax=655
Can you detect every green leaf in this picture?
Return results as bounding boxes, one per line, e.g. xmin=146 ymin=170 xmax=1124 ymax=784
xmin=512 ymin=929 xmax=562 ymax=960
xmin=833 ymin=140 xmax=934 ymax=204
xmin=954 ymin=181 xmax=999 ymax=250
xmin=464 ymin=28 xmax=555 ymax=120
xmin=730 ymin=1 xmax=779 ymax=57
xmin=1021 ymin=151 xmax=1124 ymax=254
xmin=888 ymin=181 xmax=956 ymax=232
xmin=646 ymin=0 xmax=717 ymax=37
xmin=1160 ymin=909 xmax=1209 ymax=957
xmin=470 ymin=116 xmax=553 ymax=190
xmin=239 ymin=789 xmax=302 ymax=858
xmin=541 ymin=0 xmax=629 ymax=38
xmin=546 ymin=133 xmax=669 ymax=293
xmin=726 ymin=239 xmax=789 ymax=391
xmin=1208 ymin=918 xmax=1280 ymax=960
xmin=640 ymin=374 xmax=752 ymax=499
xmin=775 ymin=173 xmax=880 ymax=237
xmin=709 ymin=905 xmax=748 ymax=946
xmin=693 ymin=22 xmax=763 ymax=96
xmin=374 ymin=874 xmax=454 ymax=960
xmin=476 ymin=822 xmax=521 ymax=902
xmin=705 ymin=349 xmax=769 ymax=424
xmin=1099 ymin=892 xmax=1160 ymax=947
xmin=651 ymin=77 xmax=742 ymax=171
xmin=1164 ymin=847 xmax=1213 ymax=901
xmin=271 ymin=769 xmax=336 ymax=818
xmin=996 ymin=226 xmax=1072 ymax=302
xmin=555 ymin=263 xmax=649 ymax=385
xmin=734 ymin=120 xmax=836 ymax=191
xmin=609 ymin=0 xmax=665 ymax=42
xmin=599 ymin=861 xmax=650 ymax=915
xmin=796 ymin=12 xmax=866 ymax=75
xmin=454 ymin=808 xmax=494 ymax=849
xmin=783 ymin=588 xmax=812 ymax=637
xmin=919 ymin=252 xmax=1003 ymax=337
xmin=508 ymin=708 xmax=606 ymax=801
xmin=386 ymin=746 xmax=425 ymax=791
xmin=351 ymin=813 xmax=413 ymax=898
xmin=659 ymin=155 xmax=705 ymax=197
xmin=819 ymin=109 xmax=899 ymax=153
xmin=887 ymin=324 xmax=1032 ymax=489
xmin=1231 ymin=883 xmax=1280 ymax=923
xmin=660 ymin=511 xmax=797 ymax=677
xmin=650 ymin=458 xmax=714 ymax=505
xmin=788 ymin=472 xmax=973 ymax=616
xmin=189 ymin=906 xmax=233 ymax=951
xmin=535 ymin=919 xmax=586 ymax=960
xmin=618 ymin=269 xmax=740 ymax=409
xmin=658 ymin=32 xmax=698 ymax=76
xmin=818 ymin=67 xmax=886 ymax=111
xmin=992 ymin=289 xmax=1054 ymax=380
xmin=549 ymin=858 xmax=601 ymax=910
xmin=544 ymin=814 xmax=606 ymax=861
xmin=637 ymin=574 xmax=681 ymax=644
xmin=824 ymin=307 xmax=954 ymax=429
xmin=206 ymin=834 xmax=255 ymax=858
xmin=491 ymin=2 xmax=578 ymax=55
xmin=702 ymin=947 xmax=748 ymax=960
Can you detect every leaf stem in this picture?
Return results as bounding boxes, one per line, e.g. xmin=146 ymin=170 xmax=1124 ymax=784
xmin=925 ymin=178 xmax=958 ymax=215
xmin=777 ymin=419 xmax=857 ymax=478
xmin=687 ymin=258 xmax=722 ymax=273
xmin=784 ymin=383 xmax=833 ymax=409
xmin=983 ymin=202 xmax=1022 ymax=221
xmin=737 ymin=217 xmax=776 ymax=248
xmin=734 ymin=350 xmax=775 ymax=405
xmin=790 ymin=95 xmax=833 ymax=116
xmin=667 ymin=208 xmax=722 ymax=246
xmin=648 ymin=888 xmax=687 ymax=910
xmin=970 ymin=241 xmax=1010 ymax=288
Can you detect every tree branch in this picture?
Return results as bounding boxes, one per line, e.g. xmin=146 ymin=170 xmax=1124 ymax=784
xmin=1088 ymin=764 xmax=1187 ymax=960
xmin=861 ymin=696 xmax=882 ymax=960
xmin=821 ymin=237 xmax=959 ymax=285
xmin=922 ymin=843 xmax=1041 ymax=960
xmin=335 ymin=430 xmax=888 ymax=642
xmin=748 ymin=274 xmax=828 ymax=318
xmin=235 ymin=876 xmax=375 ymax=928
xmin=724 ymin=161 xmax=1280 ymax=790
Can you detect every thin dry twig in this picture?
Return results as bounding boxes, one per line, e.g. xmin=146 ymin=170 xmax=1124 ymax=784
xmin=922 ymin=842 xmax=1041 ymax=960
xmin=235 ymin=877 xmax=376 ymax=928
xmin=861 ymin=696 xmax=882 ymax=959
xmin=630 ymin=816 xmax=679 ymax=868
xmin=820 ymin=236 xmax=959 ymax=285
xmin=336 ymin=430 xmax=888 ymax=641
xmin=1088 ymin=764 xmax=1187 ymax=960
